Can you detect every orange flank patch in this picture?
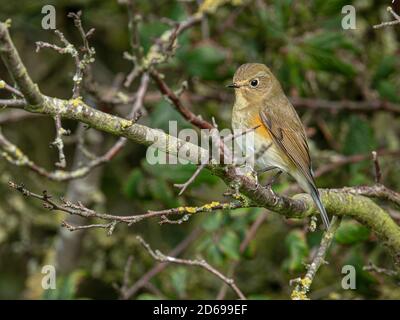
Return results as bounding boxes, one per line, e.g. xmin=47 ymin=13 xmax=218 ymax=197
xmin=250 ymin=115 xmax=273 ymax=141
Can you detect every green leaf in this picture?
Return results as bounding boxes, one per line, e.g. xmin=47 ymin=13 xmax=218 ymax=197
xmin=303 ymin=46 xmax=356 ymax=77
xmin=148 ymin=100 xmax=189 ymax=131
xmin=218 ymin=230 xmax=241 ymax=260
xmin=123 ymin=169 xmax=145 ymax=199
xmin=283 ymin=230 xmax=309 ymax=273
xmin=142 ymin=161 xmax=218 ymax=186
xmin=372 ymin=56 xmax=397 ymax=85
xmin=148 ymin=179 xmax=179 ymax=208
xmin=170 ymin=267 xmax=188 ymax=298
xmin=177 ymin=44 xmax=226 ymax=80
xmin=303 ymin=32 xmax=359 ymax=52
xmin=202 ymin=212 xmax=224 ymax=231
xmin=376 ymin=80 xmax=400 ymax=103
xmin=247 ymin=294 xmax=271 ymax=300
xmin=137 ymin=293 xmax=162 ymax=300
xmin=335 ymin=221 xmax=370 ymax=245
xmin=42 ymin=271 xmax=84 ymax=300
xmin=207 ymin=242 xmax=224 ymax=266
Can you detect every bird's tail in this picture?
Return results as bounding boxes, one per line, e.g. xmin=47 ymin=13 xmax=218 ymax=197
xmin=309 ymin=184 xmax=330 ymax=230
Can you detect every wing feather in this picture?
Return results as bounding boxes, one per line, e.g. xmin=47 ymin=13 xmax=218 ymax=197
xmin=259 ymin=97 xmax=314 ymax=184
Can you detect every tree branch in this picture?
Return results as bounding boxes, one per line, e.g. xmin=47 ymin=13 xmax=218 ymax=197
xmin=291 ymin=216 xmax=342 ymax=300
xmin=0 ymin=21 xmax=43 ymax=106
xmin=136 ymin=235 xmax=246 ymax=300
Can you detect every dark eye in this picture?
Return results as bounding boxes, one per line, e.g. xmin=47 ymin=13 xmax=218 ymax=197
xmin=250 ymin=79 xmax=259 ymax=87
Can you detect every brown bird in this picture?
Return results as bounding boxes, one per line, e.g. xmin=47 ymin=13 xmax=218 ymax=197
xmin=228 ymin=63 xmax=330 ymax=229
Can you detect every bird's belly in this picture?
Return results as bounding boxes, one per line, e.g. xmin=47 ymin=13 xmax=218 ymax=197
xmin=232 ymin=117 xmax=290 ymax=172
xmin=252 ymin=134 xmax=289 ymax=172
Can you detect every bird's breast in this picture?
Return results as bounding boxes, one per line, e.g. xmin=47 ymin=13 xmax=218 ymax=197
xmin=231 ymin=108 xmax=290 ymax=171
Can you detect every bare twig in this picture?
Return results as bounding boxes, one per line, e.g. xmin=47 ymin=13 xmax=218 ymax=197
xmin=137 ymin=235 xmax=246 ymax=300
xmin=371 ymin=151 xmax=382 ymax=184
xmin=120 ymin=227 xmax=202 ymax=299
xmin=314 ymin=149 xmax=400 ymax=178
xmin=62 ymin=220 xmax=117 ymax=235
xmin=0 ymin=98 xmax=26 ymax=108
xmin=174 ymin=163 xmax=206 ymax=196
xmin=151 ymin=71 xmax=214 ymax=130
xmin=373 ymin=6 xmax=400 ymax=29
xmin=290 ymin=216 xmax=342 ymax=300
xmin=339 ymin=184 xmax=400 ymax=209
xmin=36 ymin=12 xmax=95 ymax=99
xmin=0 ymin=21 xmax=43 ymax=106
xmin=0 ymin=129 xmax=128 ymax=181
xmin=51 ymin=115 xmax=69 ymax=168
xmin=363 ymin=262 xmax=398 ymax=277
xmin=289 ymin=97 xmax=400 ymax=116
xmin=0 ymin=79 xmax=23 ymax=97
xmin=217 ymin=212 xmax=267 ymax=300
xmin=0 ymin=109 xmax=39 ymax=124
xmin=8 ymin=181 xmax=247 ymax=231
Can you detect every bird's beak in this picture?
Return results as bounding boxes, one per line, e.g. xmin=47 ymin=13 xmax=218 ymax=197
xmin=226 ymin=83 xmax=239 ymax=88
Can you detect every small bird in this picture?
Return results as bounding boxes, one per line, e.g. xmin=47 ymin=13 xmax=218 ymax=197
xmin=228 ymin=63 xmax=330 ymax=229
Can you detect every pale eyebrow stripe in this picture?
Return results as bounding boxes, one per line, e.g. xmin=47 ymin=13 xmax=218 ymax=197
xmin=253 ymin=71 xmax=268 ymax=78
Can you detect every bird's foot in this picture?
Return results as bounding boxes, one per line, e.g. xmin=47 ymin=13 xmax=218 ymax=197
xmin=235 ymin=164 xmax=258 ymax=185
xmin=264 ymin=170 xmax=282 ymax=189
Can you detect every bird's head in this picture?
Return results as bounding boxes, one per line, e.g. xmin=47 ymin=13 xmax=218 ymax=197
xmin=228 ymin=63 xmax=281 ymax=106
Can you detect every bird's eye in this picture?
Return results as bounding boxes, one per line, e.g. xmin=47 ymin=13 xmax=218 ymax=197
xmin=250 ymin=79 xmax=259 ymax=88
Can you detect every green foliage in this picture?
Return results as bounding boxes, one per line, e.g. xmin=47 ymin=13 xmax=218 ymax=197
xmin=218 ymin=230 xmax=241 ymax=260
xmin=283 ymin=230 xmax=309 ymax=273
xmin=170 ymin=267 xmax=188 ymax=298
xmin=42 ymin=271 xmax=85 ymax=300
xmin=1 ymin=0 xmax=399 ymax=300
xmin=335 ymin=221 xmax=370 ymax=245
xmin=342 ymin=115 xmax=376 ymax=185
xmin=177 ymin=44 xmax=227 ymax=80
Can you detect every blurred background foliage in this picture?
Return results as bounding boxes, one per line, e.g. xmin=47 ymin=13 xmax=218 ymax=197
xmin=0 ymin=0 xmax=399 ymax=299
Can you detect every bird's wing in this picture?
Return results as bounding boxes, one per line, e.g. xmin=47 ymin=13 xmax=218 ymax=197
xmin=259 ymin=97 xmax=314 ymax=184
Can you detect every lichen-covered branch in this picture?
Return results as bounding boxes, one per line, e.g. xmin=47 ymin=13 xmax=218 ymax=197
xmin=8 ymin=181 xmax=246 ymax=232
xmin=291 ymin=216 xmax=342 ymax=300
xmin=1 ymin=15 xmax=400 ymax=268
xmin=0 ymin=20 xmax=43 ymax=106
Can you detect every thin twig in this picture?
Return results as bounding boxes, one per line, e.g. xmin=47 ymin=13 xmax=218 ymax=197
xmin=0 ymin=79 xmax=23 ymax=97
xmin=120 ymin=227 xmax=202 ymax=299
xmin=174 ymin=163 xmax=206 ymax=195
xmin=373 ymin=6 xmax=400 ymax=29
xmin=371 ymin=151 xmax=382 ymax=184
xmin=363 ymin=262 xmax=398 ymax=277
xmin=137 ymin=235 xmax=246 ymax=300
xmin=51 ymin=114 xmax=69 ymax=168
xmin=151 ymin=71 xmax=214 ymax=130
xmin=216 ymin=212 xmax=267 ymax=300
xmin=290 ymin=216 xmax=342 ymax=300
xmin=8 ymin=181 xmax=247 ymax=231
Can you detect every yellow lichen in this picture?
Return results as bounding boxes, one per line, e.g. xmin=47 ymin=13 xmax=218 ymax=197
xmin=301 ymin=277 xmax=312 ymax=288
xmin=121 ymin=119 xmax=133 ymax=130
xmin=198 ymin=0 xmax=244 ymax=14
xmin=184 ymin=207 xmax=197 ymax=214
xmin=70 ymin=97 xmax=82 ymax=107
xmin=5 ymin=19 xmax=12 ymax=28
xmin=202 ymin=201 xmax=220 ymax=211
xmin=291 ymin=290 xmax=309 ymax=300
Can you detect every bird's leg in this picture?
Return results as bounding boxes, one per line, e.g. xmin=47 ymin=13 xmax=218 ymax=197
xmin=257 ymin=166 xmax=282 ymax=189
xmin=265 ymin=170 xmax=282 ymax=188
xmin=235 ymin=163 xmax=258 ymax=185
xmin=256 ymin=166 xmax=278 ymax=174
